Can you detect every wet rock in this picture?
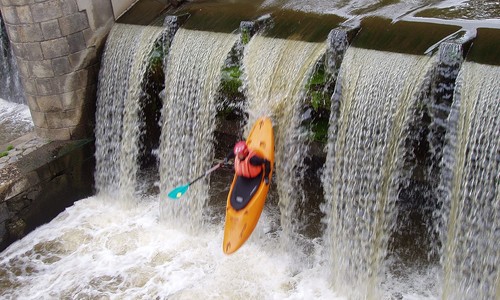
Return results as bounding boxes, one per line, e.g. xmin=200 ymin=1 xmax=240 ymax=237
xmin=7 ymin=218 xmax=26 ymax=240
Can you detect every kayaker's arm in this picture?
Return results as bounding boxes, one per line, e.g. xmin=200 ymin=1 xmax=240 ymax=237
xmin=249 ymin=156 xmax=271 ymax=184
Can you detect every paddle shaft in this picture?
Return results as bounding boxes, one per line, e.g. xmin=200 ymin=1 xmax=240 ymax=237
xmin=187 ymin=162 xmax=222 ymax=186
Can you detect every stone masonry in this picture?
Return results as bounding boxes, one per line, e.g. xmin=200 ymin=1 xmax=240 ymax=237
xmin=0 ymin=0 xmax=115 ymax=140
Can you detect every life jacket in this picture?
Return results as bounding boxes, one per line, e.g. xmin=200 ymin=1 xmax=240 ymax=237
xmin=234 ymin=150 xmax=262 ymax=178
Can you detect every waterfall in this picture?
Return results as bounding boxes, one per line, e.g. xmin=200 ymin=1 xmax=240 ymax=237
xmin=159 ymin=28 xmax=238 ymax=232
xmin=0 ymin=16 xmax=32 ymax=144
xmin=242 ymin=36 xmax=326 ymax=251
xmin=321 ymin=47 xmax=434 ymax=298
xmin=0 ymin=99 xmax=33 ymax=145
xmin=438 ymin=62 xmax=500 ymax=300
xmin=0 ymin=15 xmax=25 ymax=105
xmin=95 ymin=24 xmax=165 ymax=197
xmin=2 ymin=12 xmax=500 ymax=299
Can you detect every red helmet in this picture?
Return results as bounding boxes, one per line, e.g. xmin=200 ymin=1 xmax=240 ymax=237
xmin=233 ymin=141 xmax=249 ymax=156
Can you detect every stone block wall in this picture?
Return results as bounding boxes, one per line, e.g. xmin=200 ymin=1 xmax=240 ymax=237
xmin=0 ymin=0 xmax=115 ymax=140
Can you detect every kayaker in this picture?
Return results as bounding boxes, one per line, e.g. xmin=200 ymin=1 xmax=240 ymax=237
xmin=224 ymin=141 xmax=271 ymax=184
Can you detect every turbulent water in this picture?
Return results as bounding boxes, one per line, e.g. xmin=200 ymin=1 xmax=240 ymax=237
xmin=242 ymin=36 xmax=326 ymax=250
xmin=0 ymin=195 xmax=343 ymax=299
xmin=438 ymin=62 xmax=500 ymax=300
xmin=94 ymin=24 xmax=165 ymax=196
xmin=0 ymin=99 xmax=33 ymax=145
xmin=159 ymin=29 xmax=238 ymax=232
xmin=321 ymin=47 xmax=435 ymax=299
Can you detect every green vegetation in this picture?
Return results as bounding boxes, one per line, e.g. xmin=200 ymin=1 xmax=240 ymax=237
xmin=217 ymin=65 xmax=245 ymax=119
xmin=148 ymin=41 xmax=164 ymax=77
xmin=150 ymin=45 xmax=162 ymax=68
xmin=216 ymin=65 xmax=245 ymax=120
xmin=306 ymin=67 xmax=330 ymax=110
xmin=220 ymin=66 xmax=243 ymax=96
xmin=303 ymin=62 xmax=333 ymax=143
xmin=310 ymin=117 xmax=329 ymax=143
xmin=241 ymin=28 xmax=250 ymax=45
xmin=0 ymin=145 xmax=14 ymax=158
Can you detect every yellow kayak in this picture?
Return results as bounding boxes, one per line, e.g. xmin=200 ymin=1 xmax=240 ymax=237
xmin=223 ymin=117 xmax=275 ymax=254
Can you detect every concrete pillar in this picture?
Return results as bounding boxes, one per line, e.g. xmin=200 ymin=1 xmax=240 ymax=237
xmin=0 ymin=0 xmax=115 ymax=140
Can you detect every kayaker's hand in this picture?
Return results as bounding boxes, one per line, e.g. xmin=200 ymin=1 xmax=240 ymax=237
xmin=223 ymin=158 xmax=228 ymax=165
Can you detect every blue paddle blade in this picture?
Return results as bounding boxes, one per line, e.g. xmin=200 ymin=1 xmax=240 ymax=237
xmin=167 ymin=184 xmax=189 ymax=200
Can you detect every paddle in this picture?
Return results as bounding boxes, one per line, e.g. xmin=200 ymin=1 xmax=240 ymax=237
xmin=167 ymin=162 xmax=223 ymax=199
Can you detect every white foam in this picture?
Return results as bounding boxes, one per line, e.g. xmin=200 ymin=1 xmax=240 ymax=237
xmin=0 ymin=196 xmax=345 ymax=299
xmin=0 ymin=98 xmax=33 ymax=145
xmin=0 ymin=98 xmax=31 ymax=122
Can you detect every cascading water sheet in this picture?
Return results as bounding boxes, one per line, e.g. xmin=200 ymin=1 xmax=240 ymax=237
xmin=0 ymin=27 xmax=342 ymax=300
xmin=4 ymin=25 xmax=492 ymax=300
xmin=0 ymin=16 xmax=25 ymax=105
xmin=95 ymin=24 xmax=164 ymax=198
xmin=438 ymin=62 xmax=500 ymax=300
xmin=321 ymin=47 xmax=434 ymax=299
xmin=159 ymin=28 xmax=238 ymax=232
xmin=242 ymin=35 xmax=326 ymax=251
xmin=0 ymin=99 xmax=33 ymax=145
